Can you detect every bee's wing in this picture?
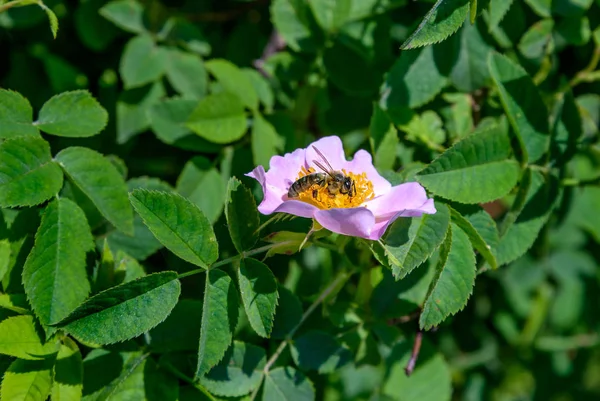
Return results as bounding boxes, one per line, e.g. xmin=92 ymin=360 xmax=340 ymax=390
xmin=312 ymin=146 xmax=335 ymax=172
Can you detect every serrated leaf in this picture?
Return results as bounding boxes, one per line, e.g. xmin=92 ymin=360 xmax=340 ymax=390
xmin=176 ymin=156 xmax=226 ymax=224
xmin=0 ymin=356 xmax=54 ymax=401
xmin=40 ymin=3 xmax=59 ymax=39
xmin=369 ymin=105 xmax=399 ymax=171
xmin=99 ymin=0 xmax=146 ymax=33
xmin=0 ymin=137 xmax=63 ymax=208
xmin=252 ymin=114 xmax=284 ymax=169
xmin=0 ymin=89 xmax=39 ymax=138
xmin=0 ymin=239 xmax=10 ymax=282
xmin=186 ymin=92 xmax=247 ymax=144
xmin=23 ymin=198 xmax=93 ymax=330
xmin=104 ymin=178 xmax=171 ymax=261
xmin=450 ymin=21 xmax=493 ymax=92
xmin=449 ymin=205 xmax=497 ymax=269
xmin=196 ymin=268 xmax=238 ymax=378
xmin=51 ymin=272 xmax=181 ymax=345
xmin=451 ymin=203 xmax=499 ymax=255
xmin=244 ymin=69 xmax=275 ymax=112
xmin=495 ymin=169 xmax=558 ymax=266
xmin=238 ymin=258 xmax=278 ymax=338
xmin=381 ymin=45 xmax=449 ymax=109
xmin=291 ymin=331 xmax=352 ymax=373
xmin=56 ymin=146 xmax=134 ymax=235
xmin=120 ymin=35 xmax=167 ymax=89
xmin=487 ymin=0 xmax=515 ymax=31
xmin=0 ymin=315 xmax=58 ymax=360
xmin=129 ymin=189 xmax=218 ymax=268
xmin=271 ymin=286 xmax=303 ymax=339
xmin=205 ymin=59 xmax=258 ymax=110
xmin=35 ymin=90 xmax=108 ymax=138
xmin=198 ymin=341 xmax=266 ymax=397
xmin=417 ymin=126 xmax=521 ymax=203
xmin=420 ymin=223 xmax=475 ymax=330
xmin=51 ymin=337 xmax=83 ymax=401
xmin=226 ymin=178 xmax=260 ymax=253
xmin=488 ymin=52 xmax=550 ymax=163
xmin=401 ymin=0 xmax=470 ymax=49
xmin=263 ymin=366 xmax=315 ymax=401
xmin=378 ymin=201 xmax=450 ymax=280
xmin=165 ymin=48 xmax=208 ymax=99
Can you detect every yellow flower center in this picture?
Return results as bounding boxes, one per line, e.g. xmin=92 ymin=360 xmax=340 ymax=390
xmin=294 ymin=166 xmax=375 ymax=209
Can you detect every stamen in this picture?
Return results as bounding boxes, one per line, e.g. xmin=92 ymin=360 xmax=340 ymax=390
xmin=293 ymin=166 xmax=375 ymax=209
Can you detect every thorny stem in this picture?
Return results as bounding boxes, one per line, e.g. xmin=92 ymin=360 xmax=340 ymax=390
xmin=249 ymin=270 xmax=353 ymax=400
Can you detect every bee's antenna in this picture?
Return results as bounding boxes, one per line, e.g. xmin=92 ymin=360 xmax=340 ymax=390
xmin=313 ymin=160 xmax=335 ymax=177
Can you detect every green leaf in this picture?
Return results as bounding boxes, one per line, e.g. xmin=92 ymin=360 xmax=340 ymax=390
xmin=198 ymin=341 xmax=266 ymax=397
xmin=244 ymin=69 xmax=275 ymax=112
xmin=35 ymin=90 xmax=108 ymax=138
xmin=112 ymin=357 xmax=178 ymax=401
xmin=38 ymin=2 xmax=59 ymax=39
xmin=205 ymin=59 xmax=258 ymax=110
xmin=0 ymin=137 xmax=63 ymax=207
xmin=555 ymin=16 xmax=591 ymax=46
xmin=238 ymin=258 xmax=279 ymax=338
xmin=450 ymin=21 xmax=493 ymax=92
xmin=51 ymin=272 xmax=181 ymax=345
xmin=420 ymin=223 xmax=476 ymax=330
xmin=51 ymin=337 xmax=83 ymax=401
xmin=23 ymin=198 xmax=93 ymax=329
xmin=99 ymin=0 xmax=146 ymax=33
xmin=120 ymin=35 xmax=167 ymax=89
xmin=291 ymin=331 xmax=352 ymax=373
xmin=117 ymin=81 xmax=165 ymax=144
xmin=552 ymin=0 xmax=594 ymax=17
xmin=263 ymin=366 xmax=316 ymax=401
xmin=551 ymin=89 xmax=581 ymax=164
xmin=369 ymin=105 xmax=399 ymax=171
xmin=383 ymin=340 xmax=451 ymax=401
xmin=451 ymin=203 xmax=499 ymax=259
xmin=55 ymin=146 xmax=134 ymax=235
xmin=263 ymin=231 xmax=305 ymax=259
xmin=165 ymin=48 xmax=208 ymax=99
xmin=0 ymin=239 xmax=10 ymax=282
xmin=196 ymin=268 xmax=239 ymax=378
xmin=226 ymin=178 xmax=260 ymax=253
xmin=186 ymin=92 xmax=248 ymax=144
xmin=104 ymin=178 xmax=171 ymax=261
xmin=416 ymin=125 xmax=521 ymax=203
xmin=0 ymin=357 xmax=54 ymax=401
xmin=495 ymin=169 xmax=557 ymax=266
xmin=271 ymin=286 xmax=303 ymax=339
xmin=252 ymin=113 xmax=284 ymax=169
xmin=270 ymin=0 xmax=323 ymax=53
xmin=377 ymin=201 xmax=450 ymax=280
xmin=525 ymin=0 xmax=551 ymax=17
xmin=308 ymin=0 xmax=351 ymax=31
xmin=449 ymin=205 xmax=497 ymax=269
xmin=488 ymin=52 xmax=550 ymax=163
xmin=129 ymin=189 xmax=218 ymax=269
xmin=0 ymin=89 xmax=39 ymax=138
xmin=401 ymin=0 xmax=470 ymax=49
xmin=518 ymin=19 xmax=554 ymax=60
xmin=0 ymin=315 xmax=57 ymax=360
xmin=176 ymin=156 xmax=226 ymax=224
xmin=487 ymin=0 xmax=514 ymax=31
xmin=323 ymin=39 xmax=380 ymax=96
xmin=381 ymin=45 xmax=449 ymax=109
xmin=149 ymin=299 xmax=202 ymax=353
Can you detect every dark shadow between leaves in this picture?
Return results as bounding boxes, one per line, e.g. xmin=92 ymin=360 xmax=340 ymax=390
xmin=82 ymin=351 xmax=124 ymax=396
xmin=54 ymin=350 xmax=82 ymax=386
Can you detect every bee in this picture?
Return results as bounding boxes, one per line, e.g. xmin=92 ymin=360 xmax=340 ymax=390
xmin=288 ymin=146 xmax=356 ymax=199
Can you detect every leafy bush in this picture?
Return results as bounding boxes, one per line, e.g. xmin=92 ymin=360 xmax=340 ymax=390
xmin=1 ymin=0 xmax=600 ymax=400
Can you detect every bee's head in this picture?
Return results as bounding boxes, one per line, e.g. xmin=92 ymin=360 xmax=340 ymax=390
xmin=340 ymin=176 xmax=355 ymax=196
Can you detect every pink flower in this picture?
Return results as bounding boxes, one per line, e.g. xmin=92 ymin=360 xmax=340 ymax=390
xmin=246 ymin=136 xmax=436 ymax=240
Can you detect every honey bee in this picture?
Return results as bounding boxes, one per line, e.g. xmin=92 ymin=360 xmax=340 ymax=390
xmin=288 ymin=146 xmax=356 ymax=199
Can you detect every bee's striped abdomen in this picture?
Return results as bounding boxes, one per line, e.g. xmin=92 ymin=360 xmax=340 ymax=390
xmin=288 ymin=173 xmax=326 ymax=197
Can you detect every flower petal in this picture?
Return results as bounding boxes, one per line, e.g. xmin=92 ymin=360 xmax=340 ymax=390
xmin=245 ymin=166 xmax=285 ymax=215
xmin=305 ymin=136 xmax=347 ymax=172
xmin=314 ymin=207 xmax=376 ymax=239
xmin=365 ymin=182 xmax=435 ymax=218
xmin=266 ymin=147 xmax=307 ymax=191
xmin=273 ymin=200 xmax=319 ymax=219
xmin=367 ymin=208 xmax=435 ymax=240
xmin=344 ymin=150 xmax=391 ymax=196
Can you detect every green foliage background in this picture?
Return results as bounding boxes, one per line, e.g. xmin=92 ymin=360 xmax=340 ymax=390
xmin=1 ymin=0 xmax=600 ymax=400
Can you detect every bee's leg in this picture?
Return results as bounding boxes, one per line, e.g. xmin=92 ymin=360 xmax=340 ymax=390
xmin=312 ymin=189 xmax=319 ymax=199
